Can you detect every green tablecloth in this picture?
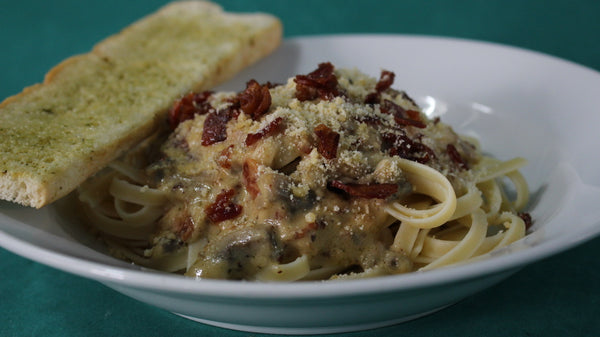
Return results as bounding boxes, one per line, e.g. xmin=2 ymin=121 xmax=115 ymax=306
xmin=1 ymin=1 xmax=599 ymax=336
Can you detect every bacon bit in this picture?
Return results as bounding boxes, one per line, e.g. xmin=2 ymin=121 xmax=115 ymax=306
xmin=380 ymin=133 xmax=397 ymax=152
xmin=245 ymin=117 xmax=285 ymax=146
xmin=168 ymin=91 xmax=214 ymax=129
xmin=381 ymin=100 xmax=426 ymax=129
xmin=220 ymin=97 xmax=242 ymax=122
xmin=222 ymin=103 xmax=241 ymax=120
xmin=364 ymin=70 xmax=396 ymax=104
xmin=201 ymin=110 xmax=231 ymax=146
xmin=519 ymin=212 xmax=533 ymax=230
xmin=406 ymin=109 xmax=421 ymax=120
xmin=243 ymin=159 xmax=260 ymax=198
xmin=294 ymin=62 xmax=340 ymax=101
xmin=314 ymin=124 xmax=340 ymax=159
xmin=328 ymin=180 xmax=398 ymax=199
xmin=394 ymin=115 xmax=427 ymax=128
xmin=382 ymin=132 xmax=435 ymax=164
xmin=375 ymin=70 xmax=395 ymax=92
xmin=364 ymin=92 xmax=380 ymax=105
xmin=446 ymin=144 xmax=469 ymax=170
xmin=239 ymin=79 xmax=272 ymax=120
xmin=217 ymin=145 xmax=235 ymax=169
xmin=205 ymin=189 xmax=243 ymax=223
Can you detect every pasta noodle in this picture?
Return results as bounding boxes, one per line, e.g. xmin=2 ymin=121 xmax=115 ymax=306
xmin=77 ymin=63 xmax=531 ymax=281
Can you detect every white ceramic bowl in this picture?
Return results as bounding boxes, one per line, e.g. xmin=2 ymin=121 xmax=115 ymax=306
xmin=2 ymin=35 xmax=600 ymax=335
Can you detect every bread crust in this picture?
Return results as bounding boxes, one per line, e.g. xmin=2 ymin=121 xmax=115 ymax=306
xmin=0 ymin=1 xmax=282 ymax=208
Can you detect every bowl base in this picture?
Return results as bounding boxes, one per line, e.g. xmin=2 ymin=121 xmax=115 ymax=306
xmin=174 ymin=305 xmax=450 ymax=335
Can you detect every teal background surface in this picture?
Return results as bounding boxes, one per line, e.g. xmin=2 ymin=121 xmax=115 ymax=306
xmin=1 ymin=1 xmax=599 ymax=336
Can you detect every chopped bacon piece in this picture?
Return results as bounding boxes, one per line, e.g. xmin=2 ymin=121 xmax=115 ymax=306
xmin=375 ymin=70 xmax=395 ymax=92
xmin=245 ymin=117 xmax=285 ymax=146
xmin=364 ymin=92 xmax=380 ymax=104
xmin=382 ymin=132 xmax=435 ymax=164
xmin=222 ymin=103 xmax=241 ymax=120
xmin=314 ymin=124 xmax=340 ymax=159
xmin=294 ymin=62 xmax=340 ymax=101
xmin=328 ymin=180 xmax=398 ymax=199
xmin=217 ymin=145 xmax=235 ymax=169
xmin=380 ymin=99 xmax=407 ymax=115
xmin=243 ymin=159 xmax=260 ymax=198
xmin=519 ymin=212 xmax=533 ymax=230
xmin=201 ymin=110 xmax=231 ymax=146
xmin=364 ymin=70 xmax=395 ymax=104
xmin=446 ymin=144 xmax=469 ymax=170
xmin=381 ymin=100 xmax=426 ymax=129
xmin=406 ymin=109 xmax=421 ymax=120
xmin=394 ymin=115 xmax=427 ymax=129
xmin=239 ymin=79 xmax=272 ymax=120
xmin=168 ymin=91 xmax=214 ymax=129
xmin=205 ymin=189 xmax=243 ymax=223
